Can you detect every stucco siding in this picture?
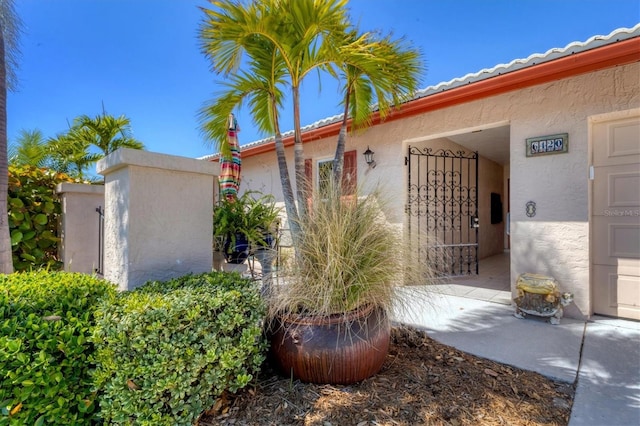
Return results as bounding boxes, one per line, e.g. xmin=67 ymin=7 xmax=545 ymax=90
xmin=511 ymin=221 xmax=590 ymax=318
xmin=236 ymin=62 xmax=639 ymax=318
xmin=125 ymin=166 xmax=214 ymax=287
xmin=508 ymin=63 xmax=639 ymax=318
xmin=99 ymin=149 xmax=217 ymax=291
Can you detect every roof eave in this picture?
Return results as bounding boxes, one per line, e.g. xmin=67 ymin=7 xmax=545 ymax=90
xmin=395 ymin=36 xmax=640 ymax=119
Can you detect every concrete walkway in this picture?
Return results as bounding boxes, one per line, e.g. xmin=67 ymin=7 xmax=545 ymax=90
xmin=392 ymin=287 xmax=640 ymax=426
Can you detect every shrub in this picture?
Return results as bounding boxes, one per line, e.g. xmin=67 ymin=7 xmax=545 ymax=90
xmin=0 ymin=271 xmax=117 ymax=425
xmin=7 ymin=165 xmax=78 ymax=271
xmin=92 ymin=272 xmax=267 ymax=426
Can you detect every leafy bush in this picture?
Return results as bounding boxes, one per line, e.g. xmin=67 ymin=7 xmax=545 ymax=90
xmin=0 ymin=271 xmax=117 ymax=425
xmin=93 ymin=272 xmax=266 ymax=426
xmin=7 ymin=165 xmax=78 ymax=271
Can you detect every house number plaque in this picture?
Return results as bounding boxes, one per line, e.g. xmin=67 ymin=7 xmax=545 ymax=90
xmin=526 ymin=133 xmax=568 ymax=157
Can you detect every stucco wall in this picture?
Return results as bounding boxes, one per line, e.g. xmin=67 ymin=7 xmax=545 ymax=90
xmin=98 ymin=149 xmax=217 ymax=291
xmin=507 ymin=63 xmax=639 ymax=318
xmin=57 ymin=183 xmax=105 ymax=274
xmin=477 ymin=156 xmax=505 ymax=259
xmin=236 ymin=62 xmax=640 ymax=318
xmin=503 ymin=164 xmax=511 ymax=250
xmin=239 ymin=130 xmax=409 ymax=224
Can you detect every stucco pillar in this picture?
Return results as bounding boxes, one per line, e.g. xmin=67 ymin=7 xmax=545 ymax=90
xmin=97 ymin=148 xmax=217 ymax=291
xmin=56 ymin=183 xmax=105 ymax=274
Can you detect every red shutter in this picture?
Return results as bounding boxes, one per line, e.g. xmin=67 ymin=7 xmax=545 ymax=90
xmin=342 ymin=150 xmax=357 ymax=195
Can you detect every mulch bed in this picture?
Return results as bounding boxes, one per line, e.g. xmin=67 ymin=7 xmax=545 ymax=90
xmin=197 ymin=326 xmax=574 ymax=426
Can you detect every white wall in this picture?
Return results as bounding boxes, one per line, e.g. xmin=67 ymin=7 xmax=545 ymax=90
xmin=57 ymin=183 xmax=104 ymax=274
xmin=97 ymin=149 xmax=218 ymax=291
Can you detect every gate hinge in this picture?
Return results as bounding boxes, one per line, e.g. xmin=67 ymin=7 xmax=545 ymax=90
xmin=404 ymin=156 xmax=408 ymax=166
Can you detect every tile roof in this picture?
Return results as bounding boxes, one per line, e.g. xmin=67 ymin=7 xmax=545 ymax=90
xmin=200 ymin=24 xmax=640 ymax=160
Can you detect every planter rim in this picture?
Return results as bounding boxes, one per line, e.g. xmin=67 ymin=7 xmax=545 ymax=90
xmin=276 ymin=303 xmax=378 ymax=326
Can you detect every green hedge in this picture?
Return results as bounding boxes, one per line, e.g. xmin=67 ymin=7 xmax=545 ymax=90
xmin=92 ymin=272 xmax=267 ymax=426
xmin=8 ymin=165 xmax=77 ymax=271
xmin=0 ymin=271 xmax=117 ymax=425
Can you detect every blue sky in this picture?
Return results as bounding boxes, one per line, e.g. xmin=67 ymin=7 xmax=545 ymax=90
xmin=8 ymin=0 xmax=640 ymax=160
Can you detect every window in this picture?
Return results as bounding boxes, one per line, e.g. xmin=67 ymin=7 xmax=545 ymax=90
xmin=317 ymin=159 xmax=333 ymax=195
xmin=307 ymin=150 xmax=358 ymax=196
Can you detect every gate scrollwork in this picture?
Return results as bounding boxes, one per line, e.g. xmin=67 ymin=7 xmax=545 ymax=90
xmin=407 ymin=145 xmax=479 ymax=276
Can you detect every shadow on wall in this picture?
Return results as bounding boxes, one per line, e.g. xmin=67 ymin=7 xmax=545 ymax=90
xmin=510 ymin=220 xmax=588 ymax=320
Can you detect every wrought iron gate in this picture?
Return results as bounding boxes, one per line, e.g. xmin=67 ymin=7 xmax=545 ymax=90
xmin=406 ymin=146 xmax=479 ymax=276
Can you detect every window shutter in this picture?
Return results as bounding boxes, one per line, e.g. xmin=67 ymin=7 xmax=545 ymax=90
xmin=342 ymin=150 xmax=357 ymax=195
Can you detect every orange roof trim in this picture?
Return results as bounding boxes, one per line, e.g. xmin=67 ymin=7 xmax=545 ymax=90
xmin=233 ymin=35 xmax=640 ymax=160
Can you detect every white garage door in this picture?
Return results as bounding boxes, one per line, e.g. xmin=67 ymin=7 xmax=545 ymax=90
xmin=592 ymin=113 xmax=640 ymax=320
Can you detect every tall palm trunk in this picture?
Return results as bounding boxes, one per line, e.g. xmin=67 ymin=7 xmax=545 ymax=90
xmin=332 ymin=89 xmax=351 ymax=195
xmin=292 ymin=85 xmax=307 ymax=221
xmin=0 ymin=29 xmax=13 ymax=273
xmin=271 ymin=106 xmax=301 ymax=250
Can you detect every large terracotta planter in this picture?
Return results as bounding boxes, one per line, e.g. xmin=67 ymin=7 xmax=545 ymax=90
xmin=268 ymin=304 xmax=390 ymax=385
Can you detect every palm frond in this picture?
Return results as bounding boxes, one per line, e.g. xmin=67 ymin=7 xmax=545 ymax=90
xmin=74 ymin=112 xmax=144 ymax=155
xmin=0 ymin=0 xmax=23 ymax=91
xmin=8 ymin=129 xmax=48 ymax=167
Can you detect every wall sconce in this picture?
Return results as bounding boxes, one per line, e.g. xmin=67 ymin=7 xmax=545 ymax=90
xmin=363 ymin=146 xmax=376 ymax=168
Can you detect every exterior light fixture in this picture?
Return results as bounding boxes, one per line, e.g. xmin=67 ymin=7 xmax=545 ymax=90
xmin=363 ymin=146 xmax=375 ymax=167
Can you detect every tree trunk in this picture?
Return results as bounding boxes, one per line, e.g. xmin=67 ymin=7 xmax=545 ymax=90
xmin=271 ymin=102 xmax=301 ymax=257
xmin=332 ymin=92 xmax=351 ymax=196
xmin=273 ymin=132 xmax=301 ymax=250
xmin=292 ymin=85 xmax=307 ymax=221
xmin=0 ymin=29 xmax=14 ymax=273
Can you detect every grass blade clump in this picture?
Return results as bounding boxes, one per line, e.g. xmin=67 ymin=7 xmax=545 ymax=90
xmin=270 ymin=182 xmax=439 ymax=318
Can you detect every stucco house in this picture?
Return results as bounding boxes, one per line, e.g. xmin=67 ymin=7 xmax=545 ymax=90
xmin=207 ymin=25 xmax=640 ymax=321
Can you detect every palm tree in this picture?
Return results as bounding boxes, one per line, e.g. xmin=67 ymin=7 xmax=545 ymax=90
xmin=8 ymin=128 xmax=49 ymax=167
xmin=266 ymin=0 xmax=348 ymax=219
xmin=200 ymin=0 xmax=348 ymax=223
xmin=199 ymin=0 xmax=423 ymax=245
xmin=8 ymin=127 xmax=111 ymax=180
xmin=47 ymin=129 xmax=101 ymax=179
xmin=73 ymin=112 xmax=144 ymax=156
xmin=0 ymin=0 xmax=22 ymax=274
xmin=331 ymin=30 xmax=423 ymax=188
xmin=199 ymin=36 xmax=304 ymax=242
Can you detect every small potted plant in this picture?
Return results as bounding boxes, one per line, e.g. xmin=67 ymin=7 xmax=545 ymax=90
xmin=213 ymin=194 xmax=250 ymax=265
xmin=244 ymin=193 xmax=281 ymax=252
xmin=213 ymin=191 xmax=281 ymax=267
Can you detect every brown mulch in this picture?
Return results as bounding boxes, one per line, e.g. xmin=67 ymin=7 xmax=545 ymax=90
xmin=197 ymin=326 xmax=574 ymax=426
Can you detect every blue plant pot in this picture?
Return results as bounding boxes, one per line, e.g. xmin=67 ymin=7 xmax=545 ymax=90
xmin=224 ymin=233 xmax=249 ymax=264
xmin=261 ymin=233 xmax=275 ymax=249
